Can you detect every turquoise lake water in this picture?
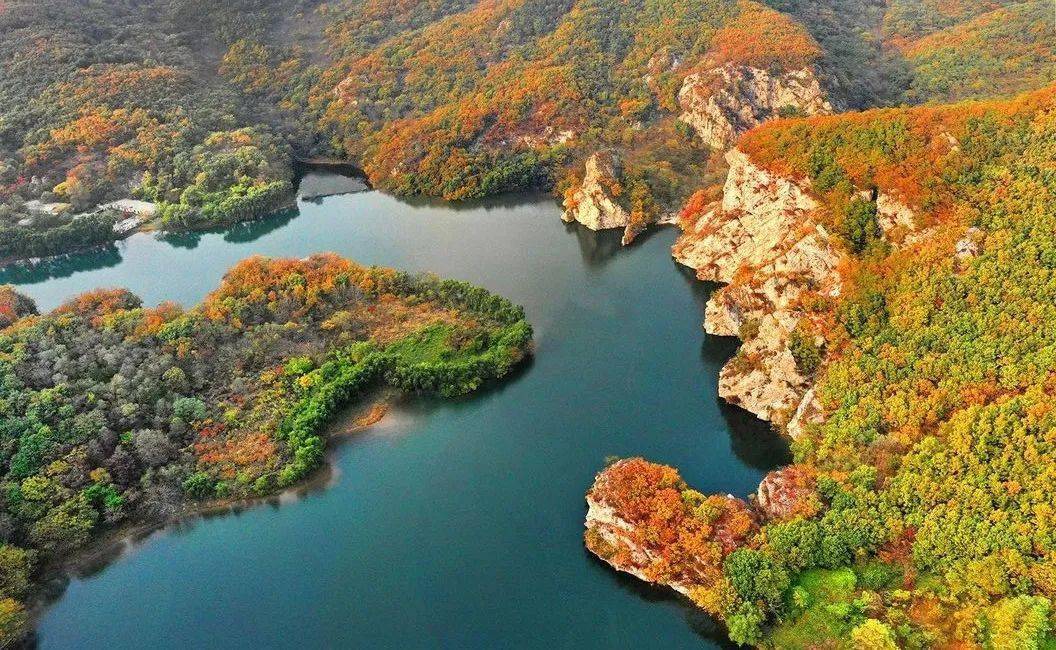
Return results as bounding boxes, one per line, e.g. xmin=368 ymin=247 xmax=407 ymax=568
xmin=4 ymin=175 xmax=788 ymax=648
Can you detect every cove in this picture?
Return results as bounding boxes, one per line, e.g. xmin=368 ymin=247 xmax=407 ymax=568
xmin=7 ymin=173 xmax=790 ymax=648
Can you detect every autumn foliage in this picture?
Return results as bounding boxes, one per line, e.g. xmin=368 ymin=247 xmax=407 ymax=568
xmin=586 ymin=458 xmax=757 ymax=613
xmin=604 ymin=82 xmax=1056 ymax=647
xmin=0 ymin=253 xmax=531 ymax=646
xmin=707 ymin=1 xmax=821 ymax=71
xmin=0 ymin=286 xmax=36 ymax=329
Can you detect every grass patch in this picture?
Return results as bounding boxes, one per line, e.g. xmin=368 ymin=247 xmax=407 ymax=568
xmin=384 ymin=323 xmax=463 ymax=364
xmin=383 ymin=322 xmax=491 ymax=365
xmin=772 ymin=568 xmax=862 ymax=648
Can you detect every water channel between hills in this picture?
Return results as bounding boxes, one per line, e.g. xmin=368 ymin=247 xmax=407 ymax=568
xmin=4 ymin=172 xmax=790 ymax=649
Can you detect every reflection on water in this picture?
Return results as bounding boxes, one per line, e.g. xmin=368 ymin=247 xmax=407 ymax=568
xmin=155 ymin=209 xmax=302 ymax=249
xmin=567 ymin=221 xmax=671 ymax=270
xmin=587 ymin=549 xmax=737 ymax=649
xmin=569 ymin=223 xmax=625 ymax=268
xmin=223 ymin=209 xmax=299 ymax=244
xmin=674 ymin=258 xmax=714 ymax=312
xmin=154 ymin=229 xmax=202 ymax=250
xmin=0 ymin=246 xmax=123 ymax=286
xmin=721 ymin=394 xmax=792 ymax=472
xmin=297 ymin=170 xmax=369 ymax=202
xmin=24 ymin=187 xmax=789 ymax=650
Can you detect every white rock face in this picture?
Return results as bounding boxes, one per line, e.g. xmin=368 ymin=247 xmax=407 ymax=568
xmin=674 ymin=149 xmax=825 ymax=283
xmin=583 ymin=459 xmax=755 ymax=598
xmin=561 ymin=152 xmax=630 ymax=231
xmin=518 ymin=127 xmax=576 ymax=149
xmin=956 ymin=227 xmax=983 ymax=259
xmin=673 ymin=149 xmax=842 ymax=424
xmin=678 ymin=65 xmax=832 ymax=150
xmin=786 ymin=387 xmax=823 ymax=441
xmin=718 ymin=314 xmax=809 ymax=423
xmin=755 ymin=466 xmax=816 ymax=521
xmin=876 ymin=191 xmax=916 ymax=238
xmin=584 ymin=492 xmax=696 ymax=598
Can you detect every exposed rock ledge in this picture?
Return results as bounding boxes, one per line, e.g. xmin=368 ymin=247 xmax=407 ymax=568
xmin=584 ymin=490 xmax=696 ymax=598
xmin=562 ymin=152 xmax=629 ymax=231
xmin=584 ymin=459 xmax=758 ymax=600
xmin=561 ymin=152 xmax=675 ymax=245
xmin=678 ymin=64 xmax=832 ymax=150
xmin=673 ymin=148 xmax=842 ymax=426
xmin=584 ymin=460 xmax=816 ymax=602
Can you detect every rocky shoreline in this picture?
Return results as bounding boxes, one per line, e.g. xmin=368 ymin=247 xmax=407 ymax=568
xmin=580 ymin=62 xmax=907 ymax=621
xmin=673 ymin=147 xmax=841 ymax=428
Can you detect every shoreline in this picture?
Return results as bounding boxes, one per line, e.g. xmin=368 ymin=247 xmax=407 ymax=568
xmin=0 ymin=157 xmax=367 ymax=272
xmin=22 ymin=390 xmax=399 ymax=634
xmin=0 ymin=195 xmax=305 ymax=272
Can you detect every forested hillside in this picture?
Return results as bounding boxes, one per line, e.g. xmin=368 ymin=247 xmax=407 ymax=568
xmin=0 ymin=0 xmax=316 ymax=254
xmin=2 ymin=0 xmax=1055 ymax=647
xmin=0 ymin=254 xmax=530 ymax=643
xmin=0 ymin=0 xmax=1050 ymax=264
xmin=589 ymin=83 xmax=1056 ymax=649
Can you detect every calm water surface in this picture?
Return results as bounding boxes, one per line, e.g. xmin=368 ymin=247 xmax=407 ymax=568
xmin=7 ymin=174 xmax=789 ymax=648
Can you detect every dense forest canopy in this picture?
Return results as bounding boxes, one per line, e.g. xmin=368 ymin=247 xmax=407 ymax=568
xmin=0 ymin=0 xmax=1050 ymax=263
xmin=1 ymin=0 xmax=1054 ymax=647
xmin=590 ymin=83 xmax=1056 ymax=649
xmin=0 ymin=254 xmax=531 ymax=643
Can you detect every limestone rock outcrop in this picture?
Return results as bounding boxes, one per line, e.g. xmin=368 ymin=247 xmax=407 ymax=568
xmin=786 ymin=388 xmax=823 ymax=441
xmin=584 ymin=459 xmax=757 ymax=598
xmin=754 ymin=466 xmax=818 ymax=522
xmin=673 ymin=149 xmax=829 ymax=284
xmin=561 ymin=151 xmax=630 ymax=232
xmin=876 ymin=191 xmax=917 ymax=237
xmin=956 ymin=227 xmax=983 ymax=259
xmin=678 ymin=65 xmax=832 ymax=150
xmin=561 ymin=151 xmax=674 ymax=245
xmin=584 ymin=484 xmax=696 ymax=596
xmin=717 ymin=314 xmax=810 ymax=423
xmin=673 ymin=149 xmax=841 ymax=424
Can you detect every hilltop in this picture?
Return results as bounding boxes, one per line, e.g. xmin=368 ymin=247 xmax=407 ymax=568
xmin=1 ymin=0 xmax=1051 ymax=261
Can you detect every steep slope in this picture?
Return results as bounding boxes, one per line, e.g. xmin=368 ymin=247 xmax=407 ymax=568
xmin=2 ymin=0 xmax=1050 ymax=263
xmin=589 ymin=83 xmax=1056 ymax=648
xmin=896 ymin=0 xmax=1055 ymax=102
xmin=315 ymin=0 xmax=828 ymax=209
xmin=0 ymin=0 xmax=312 ymax=264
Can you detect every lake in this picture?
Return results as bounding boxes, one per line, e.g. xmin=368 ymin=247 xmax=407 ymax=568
xmin=6 ymin=173 xmax=789 ymax=648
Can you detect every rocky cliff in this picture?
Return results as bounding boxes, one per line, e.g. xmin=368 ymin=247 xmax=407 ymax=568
xmin=561 ymin=151 xmax=676 ymax=245
xmin=583 ymin=458 xmax=758 ymax=604
xmin=753 ymin=466 xmax=818 ymax=521
xmin=561 ymin=151 xmax=631 ymax=230
xmin=678 ymin=65 xmax=832 ymax=150
xmin=562 ymin=64 xmax=831 ymax=246
xmin=674 ymin=148 xmax=842 ymax=425
xmin=583 ymin=460 xmax=816 ymax=606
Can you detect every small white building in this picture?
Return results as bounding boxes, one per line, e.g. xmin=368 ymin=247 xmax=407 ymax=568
xmin=112 ymin=216 xmax=143 ymax=235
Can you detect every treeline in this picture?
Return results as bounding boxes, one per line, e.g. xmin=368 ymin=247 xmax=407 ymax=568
xmin=0 ymin=212 xmax=118 ymax=262
xmin=371 ymin=272 xmax=528 ymax=324
xmin=2 ymin=0 xmax=1050 ymax=264
xmin=0 ymin=254 xmax=531 ymax=644
xmin=0 ymin=0 xmax=305 ymax=263
xmin=157 ymin=181 xmax=294 ymax=230
xmin=601 ymin=83 xmax=1056 ymax=648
